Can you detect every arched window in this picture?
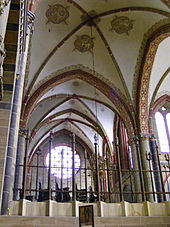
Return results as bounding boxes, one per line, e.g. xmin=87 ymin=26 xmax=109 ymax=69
xmin=165 ymin=176 xmax=170 ymax=201
xmin=166 ymin=113 xmax=170 ymax=133
xmin=46 ymin=146 xmax=80 ymax=179
xmin=155 ymin=110 xmax=170 ymax=153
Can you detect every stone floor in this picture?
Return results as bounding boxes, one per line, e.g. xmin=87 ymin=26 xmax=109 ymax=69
xmin=0 ymin=216 xmax=169 ymax=227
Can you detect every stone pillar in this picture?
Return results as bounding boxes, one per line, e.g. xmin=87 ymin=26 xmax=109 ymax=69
xmin=13 ymin=128 xmax=27 ymax=200
xmin=0 ymin=0 xmax=11 ymax=37
xmin=0 ymin=32 xmax=7 ymax=208
xmin=129 ymin=138 xmax=143 ymax=202
xmin=139 ymin=135 xmax=154 ymax=202
xmin=1 ymin=9 xmax=35 ymax=214
xmin=149 ymin=135 xmax=164 ymax=202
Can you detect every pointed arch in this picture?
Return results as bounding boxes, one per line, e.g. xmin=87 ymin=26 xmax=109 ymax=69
xmin=135 ymin=26 xmax=170 ymax=133
xmin=21 ymin=69 xmax=135 ymax=136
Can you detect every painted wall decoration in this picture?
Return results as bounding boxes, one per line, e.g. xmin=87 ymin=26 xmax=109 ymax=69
xmin=46 ymin=4 xmax=69 ymax=25
xmin=73 ymin=35 xmax=95 ymax=53
xmin=109 ymin=16 xmax=135 ymax=35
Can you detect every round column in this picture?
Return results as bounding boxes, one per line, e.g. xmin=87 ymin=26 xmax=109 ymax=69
xmin=129 ymin=138 xmax=143 ymax=202
xmin=139 ymin=135 xmax=154 ymax=202
xmin=1 ymin=8 xmax=35 ymax=214
xmin=13 ymin=128 xmax=27 ymax=200
xmin=149 ymin=136 xmax=164 ymax=202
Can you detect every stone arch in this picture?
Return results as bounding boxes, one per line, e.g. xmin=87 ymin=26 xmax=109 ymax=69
xmin=135 ymin=27 xmax=170 ymax=133
xmin=150 ymin=95 xmax=170 ymax=115
xmin=21 ymin=68 xmax=135 ymax=136
xmin=28 ymin=129 xmax=93 ymax=165
xmin=149 ymin=94 xmax=170 ymax=133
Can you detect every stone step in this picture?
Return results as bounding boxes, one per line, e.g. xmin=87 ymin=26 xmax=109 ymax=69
xmin=0 ymin=216 xmax=78 ymax=226
xmin=95 ymin=216 xmax=170 ymax=226
xmin=0 ymin=225 xmax=77 ymax=227
xmin=0 ymin=224 xmax=168 ymax=227
xmin=0 ymin=216 xmax=169 ymax=227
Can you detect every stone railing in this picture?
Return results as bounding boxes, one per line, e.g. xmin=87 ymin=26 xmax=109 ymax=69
xmin=18 ymin=1 xmax=35 ymax=51
xmin=19 ymin=0 xmax=28 ymax=53
xmin=10 ymin=200 xmax=170 ymax=217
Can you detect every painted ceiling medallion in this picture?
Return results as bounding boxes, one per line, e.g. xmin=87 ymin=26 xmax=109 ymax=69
xmin=109 ymin=16 xmax=135 ymax=35
xmin=46 ymin=4 xmax=69 ymax=24
xmin=73 ymin=35 xmax=95 ymax=53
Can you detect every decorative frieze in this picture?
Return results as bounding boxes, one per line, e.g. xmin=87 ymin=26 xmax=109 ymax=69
xmin=139 ymin=33 xmax=169 ymax=133
xmin=132 ymin=19 xmax=170 ymax=102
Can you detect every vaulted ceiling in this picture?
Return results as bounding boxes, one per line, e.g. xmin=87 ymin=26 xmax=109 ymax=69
xmin=22 ymin=0 xmax=170 ymax=156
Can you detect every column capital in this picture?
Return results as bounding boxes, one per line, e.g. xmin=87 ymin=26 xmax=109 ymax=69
xmin=128 ymin=135 xmax=139 ymax=145
xmin=18 ymin=128 xmax=27 ymax=137
xmin=113 ymin=137 xmax=119 ymax=146
xmin=149 ymin=134 xmax=159 ymax=142
xmin=129 ymin=133 xmax=154 ymax=144
xmin=138 ymin=133 xmax=152 ymax=142
xmin=139 ymin=133 xmax=151 ymax=138
xmin=0 ymin=0 xmax=10 ymax=15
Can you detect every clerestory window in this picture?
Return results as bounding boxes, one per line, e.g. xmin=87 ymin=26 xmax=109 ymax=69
xmin=155 ymin=108 xmax=170 ymax=153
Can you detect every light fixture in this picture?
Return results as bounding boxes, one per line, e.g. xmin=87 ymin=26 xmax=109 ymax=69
xmin=89 ymin=22 xmax=100 ymax=157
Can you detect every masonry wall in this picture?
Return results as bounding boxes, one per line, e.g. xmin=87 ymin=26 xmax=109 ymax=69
xmin=0 ymin=92 xmax=12 ymax=203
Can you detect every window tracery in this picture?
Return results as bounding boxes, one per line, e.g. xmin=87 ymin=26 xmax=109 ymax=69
xmin=46 ymin=146 xmax=81 ymax=179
